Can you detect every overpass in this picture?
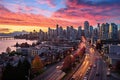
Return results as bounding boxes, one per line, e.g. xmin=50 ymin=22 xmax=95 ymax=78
xmin=0 ymin=36 xmax=14 ymax=40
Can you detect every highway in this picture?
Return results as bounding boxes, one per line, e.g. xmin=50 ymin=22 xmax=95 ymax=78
xmin=84 ymin=46 xmax=119 ymax=80
xmin=71 ymin=42 xmax=119 ymax=80
xmin=33 ymin=61 xmax=63 ymax=80
xmin=71 ymin=43 xmax=91 ymax=80
xmin=34 ymin=41 xmax=120 ymax=80
xmin=71 ymin=55 xmax=90 ymax=80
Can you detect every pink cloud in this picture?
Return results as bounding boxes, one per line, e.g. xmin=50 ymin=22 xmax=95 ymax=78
xmin=37 ymin=0 xmax=56 ymax=8
xmin=0 ymin=5 xmax=79 ymax=28
xmin=0 ymin=0 xmax=120 ymax=30
xmin=0 ymin=2 xmax=53 ymax=17
xmin=3 ymin=2 xmax=34 ymax=13
xmin=52 ymin=0 xmax=120 ymax=26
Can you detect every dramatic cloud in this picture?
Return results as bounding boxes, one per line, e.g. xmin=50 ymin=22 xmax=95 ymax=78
xmin=0 ymin=0 xmax=120 ymax=33
xmin=52 ymin=0 xmax=120 ymax=26
xmin=37 ymin=0 xmax=56 ymax=8
xmin=0 ymin=2 xmax=79 ymax=28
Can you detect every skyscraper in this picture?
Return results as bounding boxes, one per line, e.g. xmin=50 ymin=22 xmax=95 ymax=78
xmin=77 ymin=26 xmax=82 ymax=39
xmin=118 ymin=30 xmax=120 ymax=40
xmin=101 ymin=23 xmax=109 ymax=40
xmin=97 ymin=23 xmax=101 ymax=39
xmin=84 ymin=21 xmax=89 ymax=38
xmin=110 ymin=23 xmax=118 ymax=40
xmin=89 ymin=26 xmax=93 ymax=38
xmin=105 ymin=23 xmax=109 ymax=40
xmin=39 ymin=29 xmax=44 ymax=41
xmin=56 ymin=24 xmax=59 ymax=36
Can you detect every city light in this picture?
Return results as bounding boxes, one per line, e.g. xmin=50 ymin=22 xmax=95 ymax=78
xmin=89 ymin=48 xmax=95 ymax=54
xmin=0 ymin=0 xmax=120 ymax=80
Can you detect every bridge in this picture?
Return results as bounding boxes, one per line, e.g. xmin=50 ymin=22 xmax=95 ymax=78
xmin=0 ymin=36 xmax=14 ymax=40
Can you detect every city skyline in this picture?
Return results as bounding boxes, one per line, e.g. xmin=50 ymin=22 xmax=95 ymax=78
xmin=0 ymin=0 xmax=120 ymax=33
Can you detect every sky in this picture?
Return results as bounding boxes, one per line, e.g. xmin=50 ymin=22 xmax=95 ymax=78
xmin=0 ymin=0 xmax=120 ymax=33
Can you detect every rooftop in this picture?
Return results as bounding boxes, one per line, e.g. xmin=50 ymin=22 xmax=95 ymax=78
xmin=106 ymin=54 xmax=120 ymax=60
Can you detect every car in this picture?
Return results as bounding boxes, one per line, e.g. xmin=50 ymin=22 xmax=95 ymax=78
xmin=96 ymin=72 xmax=100 ymax=76
xmin=71 ymin=75 xmax=76 ymax=80
xmin=83 ymin=76 xmax=87 ymax=80
xmin=90 ymin=64 xmax=93 ymax=67
xmin=107 ymin=71 xmax=110 ymax=76
xmin=108 ymin=68 xmax=110 ymax=71
xmin=56 ymin=66 xmax=62 ymax=69
xmin=88 ymin=67 xmax=91 ymax=70
xmin=71 ymin=77 xmax=75 ymax=80
xmin=93 ymin=64 xmax=96 ymax=68
xmin=86 ymin=70 xmax=89 ymax=75
xmin=88 ymin=67 xmax=90 ymax=69
xmin=56 ymin=66 xmax=60 ymax=69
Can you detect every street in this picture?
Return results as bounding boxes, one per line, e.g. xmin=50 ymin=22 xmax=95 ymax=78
xmin=71 ymin=55 xmax=90 ymax=80
xmin=72 ymin=43 xmax=120 ymax=80
xmin=89 ymin=50 xmax=120 ymax=80
xmin=33 ymin=42 xmax=120 ymax=80
xmin=33 ymin=62 xmax=63 ymax=80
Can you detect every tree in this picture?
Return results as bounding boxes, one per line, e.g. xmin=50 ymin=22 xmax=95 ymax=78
xmin=2 ymin=63 xmax=17 ymax=80
xmin=32 ymin=42 xmax=36 ymax=47
xmin=31 ymin=55 xmax=44 ymax=74
xmin=9 ymin=51 xmax=22 ymax=56
xmin=15 ymin=42 xmax=19 ymax=47
xmin=62 ymin=55 xmax=75 ymax=72
xmin=2 ymin=59 xmax=30 ymax=80
xmin=20 ymin=42 xmax=30 ymax=48
xmin=23 ymin=58 xmax=31 ymax=75
xmin=6 ymin=47 xmax=11 ymax=53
